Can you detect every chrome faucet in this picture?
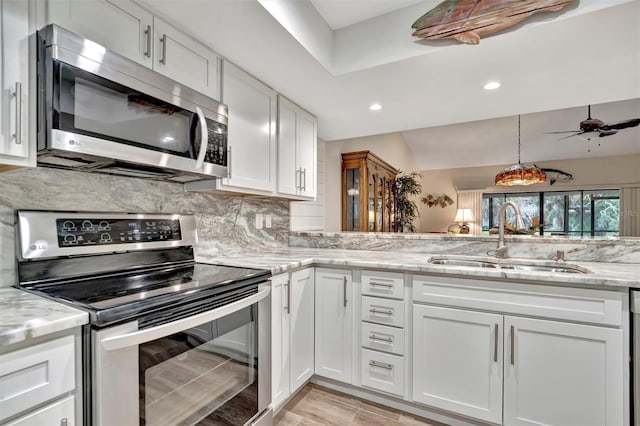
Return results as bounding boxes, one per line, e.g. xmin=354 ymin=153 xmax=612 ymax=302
xmin=494 ymin=201 xmax=525 ymax=259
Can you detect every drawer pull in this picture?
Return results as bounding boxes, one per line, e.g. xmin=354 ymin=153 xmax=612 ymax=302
xmin=370 ymin=281 xmax=393 ymax=288
xmin=369 ymin=360 xmax=393 ymax=370
xmin=369 ymin=334 xmax=393 ymax=343
xmin=369 ymin=308 xmax=393 ymax=315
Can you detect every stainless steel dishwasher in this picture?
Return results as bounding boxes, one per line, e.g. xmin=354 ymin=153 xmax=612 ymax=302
xmin=631 ymin=290 xmax=640 ymax=425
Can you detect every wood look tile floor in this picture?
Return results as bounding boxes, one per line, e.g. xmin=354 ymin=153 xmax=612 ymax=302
xmin=274 ymin=384 xmax=449 ymax=426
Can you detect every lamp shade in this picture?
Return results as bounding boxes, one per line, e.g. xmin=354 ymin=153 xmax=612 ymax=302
xmin=454 ymin=208 xmax=474 ymax=223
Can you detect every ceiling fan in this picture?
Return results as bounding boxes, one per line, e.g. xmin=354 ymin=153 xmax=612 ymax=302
xmin=547 ymin=105 xmax=640 ymax=140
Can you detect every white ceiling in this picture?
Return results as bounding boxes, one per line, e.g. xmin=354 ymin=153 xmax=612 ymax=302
xmin=139 ymin=0 xmax=640 ymax=169
xmin=309 ymin=0 xmax=424 ymax=29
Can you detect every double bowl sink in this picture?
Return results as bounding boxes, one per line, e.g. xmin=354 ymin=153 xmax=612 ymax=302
xmin=427 ymin=255 xmax=591 ymax=274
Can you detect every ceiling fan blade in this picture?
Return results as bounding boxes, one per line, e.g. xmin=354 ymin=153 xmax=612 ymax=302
xmin=557 ymin=133 xmax=582 ymax=140
xmin=545 ymin=130 xmax=581 ymax=134
xmin=602 ymin=118 xmax=640 ymax=130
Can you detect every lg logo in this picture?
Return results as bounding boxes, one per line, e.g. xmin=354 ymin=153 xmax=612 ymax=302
xmin=30 ymin=243 xmax=47 ymax=251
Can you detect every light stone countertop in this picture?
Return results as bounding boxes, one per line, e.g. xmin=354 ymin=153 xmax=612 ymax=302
xmin=0 ymin=288 xmax=88 ymax=348
xmin=196 ymin=247 xmax=640 ymax=289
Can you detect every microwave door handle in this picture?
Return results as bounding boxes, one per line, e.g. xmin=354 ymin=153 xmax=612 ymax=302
xmin=194 ymin=106 xmax=208 ymax=169
xmin=100 ymin=286 xmax=270 ymax=351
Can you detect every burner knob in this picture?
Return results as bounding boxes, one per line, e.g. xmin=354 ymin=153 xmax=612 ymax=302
xmin=82 ymin=220 xmax=93 ymax=229
xmin=99 ymin=221 xmax=110 ymax=230
xmin=62 ymin=220 xmax=75 ymax=230
xmin=64 ymin=234 xmax=76 ymax=242
xmin=100 ymin=233 xmax=112 ymax=242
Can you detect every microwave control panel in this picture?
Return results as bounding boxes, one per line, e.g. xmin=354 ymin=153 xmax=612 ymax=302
xmin=56 ymin=218 xmax=182 ymax=247
xmin=204 ymin=122 xmax=227 ymax=166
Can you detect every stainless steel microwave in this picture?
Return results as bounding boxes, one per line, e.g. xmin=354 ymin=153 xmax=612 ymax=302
xmin=37 ymin=25 xmax=228 ymax=182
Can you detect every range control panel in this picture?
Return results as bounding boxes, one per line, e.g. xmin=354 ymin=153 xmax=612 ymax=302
xmin=56 ymin=218 xmax=182 ymax=247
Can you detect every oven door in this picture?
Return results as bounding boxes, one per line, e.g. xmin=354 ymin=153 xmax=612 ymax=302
xmin=92 ymin=285 xmax=271 ymax=426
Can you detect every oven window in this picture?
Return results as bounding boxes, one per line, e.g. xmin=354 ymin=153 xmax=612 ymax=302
xmin=54 ymin=61 xmax=196 ymax=157
xmin=139 ymin=305 xmax=258 ymax=426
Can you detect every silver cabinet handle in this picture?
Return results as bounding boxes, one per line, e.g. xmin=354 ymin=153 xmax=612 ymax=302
xmin=144 ymin=25 xmax=151 ymax=57
xmin=343 ymin=276 xmax=347 ymax=307
xmin=194 ymin=106 xmax=208 ymax=169
xmin=510 ymin=325 xmax=515 ymax=365
xmin=369 ymin=360 xmax=393 ymax=370
xmin=369 ymin=334 xmax=393 ymax=343
xmin=494 ymin=323 xmax=498 ymax=363
xmin=12 ymin=82 xmax=22 ymax=145
xmin=296 ymin=167 xmax=302 ymax=191
xmin=370 ymin=281 xmax=393 ymax=288
xmin=60 ymin=419 xmax=68 ymax=426
xmin=302 ymin=167 xmax=306 ymax=192
xmin=284 ymin=279 xmax=290 ymax=314
xmin=369 ymin=308 xmax=393 ymax=315
xmin=227 ymin=146 xmax=232 ymax=178
xmin=159 ymin=34 xmax=167 ymax=65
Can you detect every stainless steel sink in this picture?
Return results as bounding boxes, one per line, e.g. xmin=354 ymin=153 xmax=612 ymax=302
xmin=427 ymin=256 xmax=591 ymax=274
xmin=427 ymin=258 xmax=498 ymax=268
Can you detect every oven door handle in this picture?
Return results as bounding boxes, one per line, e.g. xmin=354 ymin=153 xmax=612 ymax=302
xmin=194 ymin=106 xmax=209 ymax=170
xmin=100 ymin=286 xmax=270 ymax=351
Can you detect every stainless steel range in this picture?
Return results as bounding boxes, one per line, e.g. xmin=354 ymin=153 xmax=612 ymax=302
xmin=15 ymin=210 xmax=272 ymax=426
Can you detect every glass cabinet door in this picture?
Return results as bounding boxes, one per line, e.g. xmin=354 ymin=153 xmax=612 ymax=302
xmin=345 ymin=167 xmax=360 ymax=231
xmin=368 ymin=174 xmax=375 ymax=231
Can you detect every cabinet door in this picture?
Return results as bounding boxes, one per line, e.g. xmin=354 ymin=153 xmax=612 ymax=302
xmin=0 ymin=0 xmax=31 ymax=166
xmin=47 ymin=0 xmax=153 ymax=67
xmin=289 ymin=268 xmax=314 ymax=392
xmin=277 ymin=96 xmax=298 ymax=196
xmin=504 ymin=316 xmax=623 ymax=426
xmin=413 ymin=305 xmax=503 ymax=424
xmin=220 ymin=61 xmax=276 ymax=192
xmin=153 ymin=17 xmax=220 ymax=101
xmin=297 ymin=109 xmax=317 ymax=198
xmin=314 ymin=269 xmax=353 ymax=383
xmin=270 ymin=274 xmax=290 ymax=409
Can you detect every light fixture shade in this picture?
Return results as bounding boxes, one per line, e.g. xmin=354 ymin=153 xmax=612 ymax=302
xmin=495 ymin=164 xmax=547 ymax=186
xmin=454 ymin=208 xmax=474 ymax=223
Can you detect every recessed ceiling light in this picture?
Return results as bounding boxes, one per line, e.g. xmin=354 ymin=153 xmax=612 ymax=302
xmin=484 ymin=81 xmax=501 ymax=90
xmin=369 ymin=103 xmax=382 ymax=111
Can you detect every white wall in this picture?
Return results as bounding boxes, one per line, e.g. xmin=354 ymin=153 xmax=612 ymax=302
xmin=419 ymin=154 xmax=640 ymax=233
xmin=290 ymin=139 xmax=326 ymax=231
xmin=324 ymin=132 xmax=420 ymax=232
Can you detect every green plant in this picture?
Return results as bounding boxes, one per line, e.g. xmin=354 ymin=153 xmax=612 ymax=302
xmin=393 ymin=171 xmax=423 ymax=232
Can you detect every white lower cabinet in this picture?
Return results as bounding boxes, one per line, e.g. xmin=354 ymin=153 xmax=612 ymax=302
xmin=503 ymin=316 xmax=623 ymax=426
xmin=271 ymin=268 xmax=314 ymax=409
xmin=315 ymin=268 xmax=353 ymax=383
xmin=412 ymin=275 xmax=626 ymax=426
xmin=0 ymin=333 xmax=79 ymax=425
xmin=413 ymin=305 xmax=503 ymax=424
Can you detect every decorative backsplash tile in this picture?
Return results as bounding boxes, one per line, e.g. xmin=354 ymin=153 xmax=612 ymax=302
xmin=0 ymin=168 xmax=289 ymax=287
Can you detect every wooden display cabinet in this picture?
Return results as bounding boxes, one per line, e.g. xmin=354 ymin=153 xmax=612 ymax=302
xmin=342 ymin=151 xmax=398 ymax=232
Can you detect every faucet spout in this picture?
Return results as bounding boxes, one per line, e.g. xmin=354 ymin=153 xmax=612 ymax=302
xmin=495 ymin=201 xmax=525 ymax=258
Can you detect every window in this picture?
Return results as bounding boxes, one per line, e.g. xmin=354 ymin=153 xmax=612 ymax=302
xmin=482 ymin=189 xmax=619 ymax=237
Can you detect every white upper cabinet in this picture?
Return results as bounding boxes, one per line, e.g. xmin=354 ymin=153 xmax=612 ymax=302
xmin=45 ymin=0 xmax=154 ymax=67
xmin=43 ymin=1 xmax=220 ymax=100
xmin=217 ymin=60 xmax=276 ymax=193
xmin=0 ymin=0 xmax=33 ymax=169
xmin=152 ymin=17 xmax=220 ymax=100
xmin=277 ymin=96 xmax=317 ymax=199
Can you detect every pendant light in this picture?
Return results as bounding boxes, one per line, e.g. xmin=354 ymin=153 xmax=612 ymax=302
xmin=495 ymin=115 xmax=546 ymax=186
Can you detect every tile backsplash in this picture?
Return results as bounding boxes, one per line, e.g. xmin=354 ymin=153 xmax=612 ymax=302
xmin=0 ymin=168 xmax=289 ymax=287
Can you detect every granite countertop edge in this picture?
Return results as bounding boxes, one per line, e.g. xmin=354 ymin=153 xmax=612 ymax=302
xmin=196 ymin=248 xmax=640 ymax=289
xmin=0 ymin=288 xmax=88 ymax=349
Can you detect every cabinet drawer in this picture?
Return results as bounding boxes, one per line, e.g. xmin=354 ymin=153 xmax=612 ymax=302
xmin=0 ymin=336 xmax=75 ymax=422
xmin=5 ymin=395 xmax=75 ymax=426
xmin=361 ymin=322 xmax=405 ymax=355
xmin=413 ymin=275 xmax=623 ymax=326
xmin=361 ymin=271 xmax=404 ymax=300
xmin=361 ymin=348 xmax=404 ymax=397
xmin=362 ymin=296 xmax=405 ymax=328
